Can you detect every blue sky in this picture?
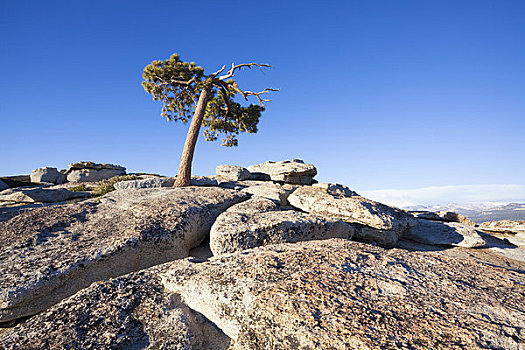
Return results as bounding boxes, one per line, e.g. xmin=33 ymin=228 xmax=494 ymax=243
xmin=1 ymin=1 xmax=524 ymax=205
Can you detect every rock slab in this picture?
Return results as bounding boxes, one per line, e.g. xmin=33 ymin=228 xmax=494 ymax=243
xmin=216 ymin=165 xmax=251 ymax=181
xmin=210 ymin=197 xmax=354 ymax=255
xmin=404 ymin=219 xmax=486 ymax=248
xmin=0 ymin=187 xmax=249 ymax=322
xmin=0 ymin=186 xmax=81 ymax=203
xmin=288 ymin=186 xmax=415 ymax=246
xmin=4 ymin=239 xmax=524 ymax=349
xmin=247 ymin=159 xmax=317 ymax=185
xmin=114 ymin=177 xmax=175 ymax=190
xmin=30 ymin=167 xmax=66 ymax=184
xmin=66 ymin=161 xmax=126 ymax=182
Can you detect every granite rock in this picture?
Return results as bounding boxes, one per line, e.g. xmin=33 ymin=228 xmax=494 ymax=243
xmin=114 ymin=177 xmax=175 ymax=190
xmin=5 ymin=239 xmax=523 ymax=349
xmin=288 ymin=186 xmax=416 ymax=246
xmin=30 ymin=167 xmax=66 ymax=184
xmin=0 ymin=187 xmax=249 ymax=321
xmin=247 ymin=159 xmax=317 ymax=185
xmin=216 ymin=165 xmax=251 ymax=181
xmin=0 ymin=186 xmax=82 ymax=203
xmin=241 ymin=183 xmax=298 ymax=205
xmin=479 ymin=220 xmax=525 ymax=247
xmin=210 ymin=197 xmax=354 ymax=255
xmin=404 ymin=219 xmax=486 ymax=248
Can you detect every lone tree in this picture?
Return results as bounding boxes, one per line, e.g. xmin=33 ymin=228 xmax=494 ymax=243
xmin=142 ymin=53 xmax=277 ymax=187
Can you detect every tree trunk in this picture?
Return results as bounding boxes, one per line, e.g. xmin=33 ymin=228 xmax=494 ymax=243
xmin=173 ymin=84 xmax=212 ymax=187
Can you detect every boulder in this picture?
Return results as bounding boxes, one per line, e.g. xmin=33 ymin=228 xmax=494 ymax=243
xmin=0 ymin=186 xmax=83 ymax=203
xmin=437 ymin=211 xmax=476 ymax=226
xmin=67 ymin=168 xmax=125 ymax=182
xmin=191 ymin=175 xmax=220 ymax=186
xmin=30 ymin=167 xmax=66 ymax=184
xmin=241 ymin=183 xmax=298 ymax=205
xmin=210 ymin=197 xmax=354 ymax=255
xmin=411 ymin=210 xmax=475 ymax=226
xmin=114 ymin=177 xmax=175 ymax=190
xmin=247 ymin=159 xmax=317 ymax=185
xmin=404 ymin=219 xmax=485 ymax=248
xmin=215 ymin=165 xmax=251 ymax=181
xmin=0 ymin=187 xmax=249 ymax=321
xmin=312 ymin=182 xmax=358 ymax=197
xmin=0 ymin=179 xmax=8 ymax=191
xmin=65 ymin=161 xmax=126 ymax=183
xmin=288 ymin=186 xmax=416 ymax=246
xmin=0 ymin=268 xmax=230 ymax=350
xmin=479 ymin=220 xmax=525 ymax=247
xmin=67 ymin=161 xmax=126 ymax=172
xmin=479 ymin=220 xmax=525 ymax=234
xmin=5 ymin=239 xmax=523 ymax=349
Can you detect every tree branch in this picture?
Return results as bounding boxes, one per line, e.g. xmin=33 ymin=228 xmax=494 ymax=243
xmin=153 ymin=75 xmax=197 ymax=86
xmin=217 ymin=63 xmax=272 ymax=81
xmin=231 ymin=86 xmax=279 ymax=107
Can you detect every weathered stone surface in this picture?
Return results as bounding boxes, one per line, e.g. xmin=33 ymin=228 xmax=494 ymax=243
xmin=67 ymin=168 xmax=125 ymax=182
xmin=0 ymin=179 xmax=9 ymax=191
xmin=191 ymin=175 xmax=220 ymax=186
xmin=210 ymin=197 xmax=354 ymax=255
xmin=288 ymin=186 xmax=415 ymax=246
xmin=479 ymin=220 xmax=525 ymax=247
xmin=114 ymin=177 xmax=175 ymax=190
xmin=0 ymin=268 xmax=230 ymax=349
xmin=3 ymin=239 xmax=524 ymax=349
xmin=312 ymin=182 xmax=358 ymax=197
xmin=30 ymin=167 xmax=66 ymax=184
xmin=0 ymin=186 xmax=83 ymax=203
xmin=438 ymin=211 xmax=476 ymax=226
xmin=67 ymin=161 xmax=126 ymax=172
xmin=0 ymin=187 xmax=249 ymax=322
xmin=65 ymin=161 xmax=126 ymax=183
xmin=247 ymin=159 xmax=317 ymax=185
xmin=411 ymin=210 xmax=475 ymax=226
xmin=241 ymin=183 xmax=297 ymax=205
xmin=161 ymin=239 xmax=525 ymax=349
xmin=216 ymin=165 xmax=251 ymax=181
xmin=480 ymin=220 xmax=525 ymax=234
xmin=404 ymin=219 xmax=486 ymax=248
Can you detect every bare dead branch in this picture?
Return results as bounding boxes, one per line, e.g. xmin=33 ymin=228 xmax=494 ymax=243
xmin=231 ymin=85 xmax=279 ymax=107
xmin=209 ymin=64 xmax=227 ymax=78
xmin=217 ymin=63 xmax=273 ymax=81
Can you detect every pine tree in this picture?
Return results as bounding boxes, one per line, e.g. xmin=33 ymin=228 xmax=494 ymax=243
xmin=142 ymin=53 xmax=277 ymax=187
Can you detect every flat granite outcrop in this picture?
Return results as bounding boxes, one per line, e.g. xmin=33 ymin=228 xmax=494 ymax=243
xmin=0 ymin=187 xmax=249 ymax=322
xmin=288 ymin=186 xmax=416 ymax=247
xmin=0 ymin=268 xmax=230 ymax=349
xmin=404 ymin=219 xmax=485 ymax=248
xmin=3 ymin=239 xmax=523 ymax=349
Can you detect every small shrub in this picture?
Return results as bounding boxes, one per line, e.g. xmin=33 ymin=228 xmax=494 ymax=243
xmin=92 ymin=175 xmax=138 ymax=197
xmin=70 ymin=184 xmax=88 ymax=192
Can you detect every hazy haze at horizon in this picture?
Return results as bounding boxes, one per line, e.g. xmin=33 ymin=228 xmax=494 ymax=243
xmin=1 ymin=1 xmax=524 ymax=206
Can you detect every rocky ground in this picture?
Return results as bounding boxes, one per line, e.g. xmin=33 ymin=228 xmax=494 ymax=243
xmin=1 ymin=160 xmax=524 ymax=349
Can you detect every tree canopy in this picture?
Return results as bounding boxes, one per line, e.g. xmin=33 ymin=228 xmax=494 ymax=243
xmin=142 ymin=53 xmax=276 ymax=147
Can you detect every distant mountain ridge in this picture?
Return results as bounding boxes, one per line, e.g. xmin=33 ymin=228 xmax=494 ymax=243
xmin=404 ymin=202 xmax=525 ymax=223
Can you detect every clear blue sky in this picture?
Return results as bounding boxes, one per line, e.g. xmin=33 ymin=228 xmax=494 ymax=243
xmin=1 ymin=1 xmax=524 ymax=204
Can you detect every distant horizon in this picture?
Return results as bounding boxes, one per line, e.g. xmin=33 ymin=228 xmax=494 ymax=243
xmin=1 ymin=1 xmax=524 ymax=206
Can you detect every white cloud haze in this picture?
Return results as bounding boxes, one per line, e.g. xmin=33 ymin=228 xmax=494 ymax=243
xmin=361 ymin=184 xmax=525 ymax=208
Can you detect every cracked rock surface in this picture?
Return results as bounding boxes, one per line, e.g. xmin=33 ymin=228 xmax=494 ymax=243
xmin=0 ymin=187 xmax=249 ymax=322
xmin=0 ymin=267 xmax=230 ymax=350
xmin=288 ymin=186 xmax=416 ymax=246
xmin=210 ymin=197 xmax=354 ymax=255
xmin=2 ymin=239 xmax=524 ymax=349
